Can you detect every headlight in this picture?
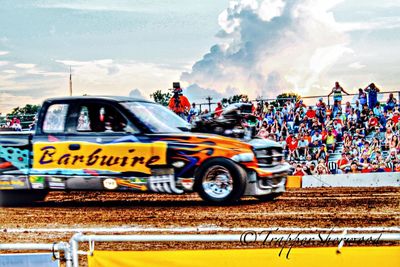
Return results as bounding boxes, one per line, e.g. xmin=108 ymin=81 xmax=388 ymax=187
xmin=172 ymin=161 xmax=185 ymax=168
xmin=255 ymin=149 xmax=268 ymax=157
xmin=231 ymin=153 xmax=255 ymax=162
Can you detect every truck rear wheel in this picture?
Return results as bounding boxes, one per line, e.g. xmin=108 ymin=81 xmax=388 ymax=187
xmin=0 ymin=190 xmax=48 ymax=206
xmin=194 ymin=158 xmax=246 ymax=204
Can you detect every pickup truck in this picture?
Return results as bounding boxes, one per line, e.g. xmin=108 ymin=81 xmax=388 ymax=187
xmin=0 ymin=96 xmax=290 ymax=205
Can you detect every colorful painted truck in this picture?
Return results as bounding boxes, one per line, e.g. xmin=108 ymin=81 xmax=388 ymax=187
xmin=0 ymin=96 xmax=290 ymax=205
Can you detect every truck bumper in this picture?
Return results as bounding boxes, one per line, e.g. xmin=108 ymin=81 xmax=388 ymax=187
xmin=244 ymin=163 xmax=291 ymax=196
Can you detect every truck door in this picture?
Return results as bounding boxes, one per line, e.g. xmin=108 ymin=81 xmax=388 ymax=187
xmin=32 ymin=100 xmax=167 ymax=191
xmin=62 ymin=100 xmax=161 ymax=191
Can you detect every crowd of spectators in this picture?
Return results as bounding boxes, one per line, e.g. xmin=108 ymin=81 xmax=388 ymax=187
xmin=0 ymin=117 xmax=22 ymax=131
xmin=248 ymin=83 xmax=399 ymax=174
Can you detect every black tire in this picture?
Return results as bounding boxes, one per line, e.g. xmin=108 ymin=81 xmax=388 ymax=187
xmin=194 ymin=158 xmax=247 ymax=204
xmin=255 ymin=193 xmax=283 ymax=202
xmin=0 ymin=190 xmax=48 ymax=206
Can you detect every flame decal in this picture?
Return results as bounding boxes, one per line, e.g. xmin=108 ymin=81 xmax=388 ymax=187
xmin=158 ymin=135 xmax=253 ymax=167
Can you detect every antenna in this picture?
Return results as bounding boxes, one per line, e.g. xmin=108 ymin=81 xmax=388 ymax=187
xmin=69 ymin=66 xmax=72 ymax=96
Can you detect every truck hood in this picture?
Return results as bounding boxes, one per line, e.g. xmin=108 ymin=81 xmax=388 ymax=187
xmin=149 ymin=132 xmax=253 ymax=152
xmin=149 ymin=133 xmax=281 ymax=152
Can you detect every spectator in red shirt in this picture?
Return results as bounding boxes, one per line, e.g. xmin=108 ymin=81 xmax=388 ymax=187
xmin=292 ymin=164 xmax=307 ymax=176
xmin=214 ymin=102 xmax=223 ymax=117
xmin=287 ymin=134 xmax=299 ymax=160
xmin=321 ymin=128 xmax=328 ymax=141
xmin=337 ymin=152 xmax=350 ymax=173
xmin=367 ymin=114 xmax=379 ymax=133
xmin=392 ymin=110 xmax=399 ymax=124
xmin=395 ymin=162 xmax=400 ymax=172
xmin=11 ymin=117 xmax=20 ymax=126
xmin=286 ymin=131 xmax=295 ymax=145
xmin=306 ymin=106 xmax=316 ymax=119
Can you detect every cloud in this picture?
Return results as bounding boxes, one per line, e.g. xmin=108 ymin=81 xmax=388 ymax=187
xmin=1 ymin=58 xmax=184 ymax=113
xmin=0 ymin=92 xmax=39 ymax=112
xmin=55 ymin=59 xmax=184 ymax=99
xmin=0 ymin=37 xmax=10 ymax=46
xmin=348 ymin=62 xmax=366 ymax=70
xmin=181 ymin=0 xmax=358 ymax=98
xmin=35 ymin=2 xmax=157 ymax=13
xmin=15 ymin=63 xmax=36 ymax=69
xmin=0 ymin=61 xmax=9 ymax=67
xmin=0 ymin=62 xmax=76 ymax=113
xmin=3 ymin=70 xmax=16 ymax=74
xmin=129 ymin=88 xmax=146 ymax=99
xmin=183 ymin=83 xmax=240 ymax=104
xmin=339 ymin=17 xmax=400 ymax=32
xmin=0 ymin=51 xmax=9 ymax=56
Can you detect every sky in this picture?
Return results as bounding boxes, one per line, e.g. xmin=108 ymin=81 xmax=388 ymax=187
xmin=0 ymin=0 xmax=399 ymax=113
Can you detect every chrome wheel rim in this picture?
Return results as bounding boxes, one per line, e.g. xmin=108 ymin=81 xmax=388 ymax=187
xmin=202 ymin=165 xmax=233 ymax=199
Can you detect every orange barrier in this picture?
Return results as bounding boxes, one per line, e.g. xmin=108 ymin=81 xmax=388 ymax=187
xmin=286 ymin=175 xmax=302 ymax=188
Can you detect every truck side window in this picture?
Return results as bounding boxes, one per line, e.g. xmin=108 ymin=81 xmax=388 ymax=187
xmin=75 ymin=104 xmax=133 ymax=133
xmin=43 ymin=104 xmax=68 ymax=133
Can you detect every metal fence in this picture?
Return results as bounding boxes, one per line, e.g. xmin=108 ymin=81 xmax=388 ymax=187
xmin=0 ymin=242 xmax=71 ymax=267
xmin=0 ymin=114 xmax=36 ymax=129
xmin=0 ymin=229 xmax=399 ymax=267
xmin=197 ymin=90 xmax=400 ymax=113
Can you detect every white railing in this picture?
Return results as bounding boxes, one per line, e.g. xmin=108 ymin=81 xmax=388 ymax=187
xmin=0 ymin=242 xmax=71 ymax=267
xmin=0 ymin=230 xmax=399 ymax=267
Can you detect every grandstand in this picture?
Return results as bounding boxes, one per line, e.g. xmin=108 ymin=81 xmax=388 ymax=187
xmin=246 ymin=91 xmax=400 ymax=175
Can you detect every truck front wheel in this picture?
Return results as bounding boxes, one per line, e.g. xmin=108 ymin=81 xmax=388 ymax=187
xmin=194 ymin=158 xmax=246 ymax=204
xmin=0 ymin=190 xmax=48 ymax=206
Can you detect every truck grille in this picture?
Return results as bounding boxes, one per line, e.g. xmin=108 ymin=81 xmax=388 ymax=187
xmin=255 ymin=147 xmax=283 ymax=167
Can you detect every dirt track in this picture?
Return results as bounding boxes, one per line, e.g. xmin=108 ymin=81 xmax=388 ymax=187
xmin=0 ymin=187 xmax=398 ymax=244
xmin=0 ymin=187 xmax=398 ymax=266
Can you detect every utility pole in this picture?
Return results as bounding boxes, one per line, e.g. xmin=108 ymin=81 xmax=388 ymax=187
xmin=205 ymin=96 xmax=213 ymax=112
xmin=69 ymin=66 xmax=72 ymax=96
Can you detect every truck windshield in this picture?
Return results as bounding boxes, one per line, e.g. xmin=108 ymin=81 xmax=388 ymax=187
xmin=122 ymin=102 xmax=190 ymax=133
